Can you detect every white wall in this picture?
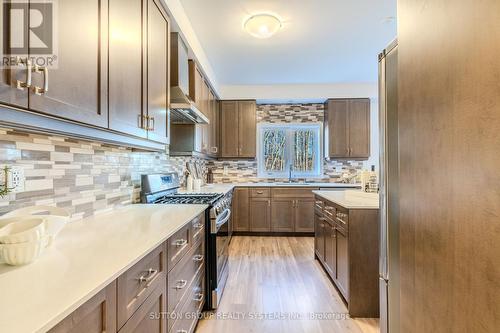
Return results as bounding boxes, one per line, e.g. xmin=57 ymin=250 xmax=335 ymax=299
xmin=220 ymin=83 xmax=378 ymax=101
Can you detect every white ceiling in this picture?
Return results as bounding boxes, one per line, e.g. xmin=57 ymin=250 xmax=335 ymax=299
xmin=179 ymin=0 xmax=397 ymax=86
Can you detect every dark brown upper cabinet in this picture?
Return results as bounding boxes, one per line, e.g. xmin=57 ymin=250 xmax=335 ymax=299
xmin=108 ymin=0 xmax=145 ymax=138
xmin=188 ymin=60 xmax=206 ymax=115
xmin=324 ymin=98 xmax=370 ymax=159
xmin=109 ymin=0 xmax=170 ymax=143
xmin=0 ymin=0 xmax=108 ymax=127
xmin=220 ymin=100 xmax=256 ymax=158
xmin=0 ymin=1 xmax=29 ymax=109
xmin=145 ymin=0 xmax=170 ymax=144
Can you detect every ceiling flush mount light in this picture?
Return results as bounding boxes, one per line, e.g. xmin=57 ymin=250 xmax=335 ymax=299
xmin=244 ymin=14 xmax=282 ymax=39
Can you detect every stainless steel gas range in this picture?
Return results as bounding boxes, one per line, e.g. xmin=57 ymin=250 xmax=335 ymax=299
xmin=141 ymin=173 xmax=232 ymax=310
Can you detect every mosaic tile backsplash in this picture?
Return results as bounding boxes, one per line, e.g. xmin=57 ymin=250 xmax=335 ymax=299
xmin=0 ymin=103 xmax=369 ymax=218
xmin=207 ymin=103 xmax=366 ymax=183
xmin=0 ymin=128 xmax=205 ymax=219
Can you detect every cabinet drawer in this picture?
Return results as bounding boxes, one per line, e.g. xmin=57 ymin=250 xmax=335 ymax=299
xmin=250 ymin=188 xmax=270 ymax=198
xmin=314 ymin=198 xmax=324 ymax=214
xmin=117 ymin=243 xmax=165 ymax=329
xmin=167 ymin=222 xmax=193 ymax=272
xmin=118 ymin=281 xmax=167 ymax=333
xmin=168 ymin=264 xmax=205 ymax=333
xmin=335 ymin=209 xmax=349 ymax=231
xmin=170 ymin=267 xmax=205 ymax=333
xmin=271 ymin=188 xmax=318 ymax=199
xmin=323 ymin=204 xmax=337 ymax=222
xmin=167 ymin=239 xmax=205 ymax=318
xmin=191 ymin=215 xmax=205 ymax=246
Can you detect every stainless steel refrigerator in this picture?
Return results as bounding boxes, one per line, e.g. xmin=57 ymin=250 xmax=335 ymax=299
xmin=378 ymin=39 xmax=399 ymax=333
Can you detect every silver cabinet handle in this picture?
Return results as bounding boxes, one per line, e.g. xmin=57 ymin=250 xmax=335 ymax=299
xmin=177 ymin=330 xmax=188 ymax=333
xmin=193 ymin=254 xmax=204 ymax=262
xmin=16 ymin=57 xmax=32 ymax=90
xmin=174 ymin=239 xmax=187 ymax=247
xmin=256 ymin=191 xmax=264 ymax=194
xmin=174 ymin=279 xmax=188 ymax=289
xmin=137 ymin=268 xmax=158 ymax=283
xmin=147 ymin=116 xmax=155 ymax=131
xmin=193 ymin=221 xmax=203 ymax=229
xmin=33 ymin=65 xmax=48 ymax=95
xmin=193 ymin=293 xmax=204 ymax=302
xmin=211 ymin=146 xmax=218 ymax=153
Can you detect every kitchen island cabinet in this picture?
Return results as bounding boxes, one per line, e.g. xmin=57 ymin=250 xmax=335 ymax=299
xmin=313 ymin=191 xmax=379 ymax=317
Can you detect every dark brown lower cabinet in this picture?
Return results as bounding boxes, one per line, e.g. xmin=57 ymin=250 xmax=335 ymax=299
xmin=233 ymin=187 xmax=318 ymax=234
xmin=295 ymin=198 xmax=315 ymax=232
xmin=118 ymin=282 xmax=167 ymax=333
xmin=324 ymin=221 xmax=336 ymax=277
xmin=335 ymin=227 xmax=349 ymax=300
xmin=48 ymin=282 xmax=117 ymax=333
xmin=271 ymin=199 xmax=295 ymax=232
xmin=117 ymin=243 xmax=166 ymax=328
xmin=249 ymin=198 xmax=271 ymax=232
xmin=314 ymin=213 xmax=325 ymax=262
xmin=232 ymin=188 xmax=250 ymax=232
xmin=314 ymin=195 xmax=379 ymax=318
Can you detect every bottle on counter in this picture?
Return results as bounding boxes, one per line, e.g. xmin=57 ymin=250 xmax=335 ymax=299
xmin=367 ymin=165 xmax=379 ymax=193
xmin=207 ymin=168 xmax=214 ymax=184
xmin=186 ymin=173 xmax=193 ymax=192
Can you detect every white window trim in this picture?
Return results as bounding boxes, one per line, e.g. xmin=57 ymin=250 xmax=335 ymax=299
xmin=257 ymin=122 xmax=324 ymax=179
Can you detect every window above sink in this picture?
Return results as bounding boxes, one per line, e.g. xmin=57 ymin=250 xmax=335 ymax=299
xmin=257 ymin=123 xmax=322 ymax=178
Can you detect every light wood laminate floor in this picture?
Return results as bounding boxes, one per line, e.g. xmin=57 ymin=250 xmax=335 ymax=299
xmin=196 ymin=236 xmax=379 ymax=333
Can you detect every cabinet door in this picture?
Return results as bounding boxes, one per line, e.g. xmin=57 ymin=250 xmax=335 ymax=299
xmin=314 ymin=213 xmax=325 ymax=261
xmin=208 ymin=89 xmax=218 ymax=156
xmin=238 ymin=100 xmax=256 ymax=158
xmin=48 ymin=282 xmax=116 ymax=333
xmin=118 ymin=282 xmax=167 ymax=333
xmin=189 ymin=61 xmax=204 ymax=114
xmin=325 ymin=99 xmax=349 ymax=158
xmin=220 ymin=101 xmax=239 ymax=157
xmin=109 ymin=0 xmax=146 ymax=138
xmin=336 ymin=228 xmax=349 ymax=300
xmin=201 ymin=80 xmax=210 ymax=153
xmin=324 ymin=223 xmax=336 ymax=278
xmin=271 ymin=198 xmax=295 ymax=232
xmin=348 ymin=99 xmax=370 ymax=158
xmin=249 ymin=198 xmax=271 ymax=232
xmin=0 ymin=1 xmax=28 ymax=108
xmin=29 ymin=0 xmax=108 ymax=128
xmin=232 ymin=188 xmax=249 ymax=231
xmin=295 ymin=199 xmax=315 ymax=232
xmin=146 ymin=0 xmax=170 ymax=144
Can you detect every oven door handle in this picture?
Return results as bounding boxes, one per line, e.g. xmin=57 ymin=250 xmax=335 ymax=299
xmin=211 ymin=208 xmax=231 ymax=234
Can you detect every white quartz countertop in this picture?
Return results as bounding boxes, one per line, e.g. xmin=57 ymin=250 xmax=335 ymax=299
xmin=0 ymin=204 xmax=207 ymax=333
xmin=179 ymin=182 xmax=361 ymax=195
xmin=313 ymin=190 xmax=380 ymax=209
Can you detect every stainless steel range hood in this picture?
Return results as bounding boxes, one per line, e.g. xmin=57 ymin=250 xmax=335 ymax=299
xmin=170 ymin=87 xmax=209 ymax=124
xmin=170 ymin=32 xmax=208 ymax=124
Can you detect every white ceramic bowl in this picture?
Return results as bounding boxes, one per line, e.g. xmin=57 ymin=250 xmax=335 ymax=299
xmin=0 ymin=235 xmax=50 ymax=266
xmin=1 ymin=206 xmax=69 ymax=244
xmin=0 ymin=217 xmax=47 ymax=244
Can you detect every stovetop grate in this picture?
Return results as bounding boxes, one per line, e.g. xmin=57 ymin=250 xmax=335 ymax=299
xmin=152 ymin=193 xmax=222 ymax=205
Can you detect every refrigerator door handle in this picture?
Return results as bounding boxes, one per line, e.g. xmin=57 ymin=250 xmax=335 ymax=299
xmin=378 ymin=51 xmax=389 ymax=280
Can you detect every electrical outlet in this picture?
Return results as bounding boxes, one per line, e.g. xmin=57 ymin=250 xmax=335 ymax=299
xmin=10 ymin=167 xmax=25 ymax=192
xmin=0 ymin=165 xmax=25 ymax=193
xmin=223 ymin=166 xmax=229 ymax=176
